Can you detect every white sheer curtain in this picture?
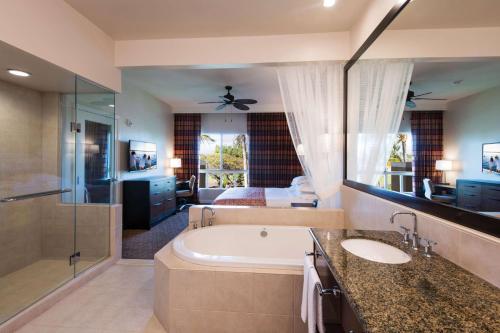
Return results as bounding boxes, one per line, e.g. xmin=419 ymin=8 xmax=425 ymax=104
xmin=347 ymin=60 xmax=413 ymax=185
xmin=276 ymin=62 xmax=344 ymax=207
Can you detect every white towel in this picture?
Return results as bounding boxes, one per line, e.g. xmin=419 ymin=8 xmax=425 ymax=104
xmin=307 ymin=266 xmax=325 ymax=333
xmin=301 ymin=255 xmax=315 ymax=322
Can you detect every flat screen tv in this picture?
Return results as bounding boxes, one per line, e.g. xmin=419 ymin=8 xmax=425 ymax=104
xmin=129 ymin=140 xmax=157 ymax=172
xmin=482 ymin=142 xmax=500 ymax=175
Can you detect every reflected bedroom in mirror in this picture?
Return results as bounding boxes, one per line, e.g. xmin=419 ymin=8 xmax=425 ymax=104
xmin=346 ymin=0 xmax=500 ymax=222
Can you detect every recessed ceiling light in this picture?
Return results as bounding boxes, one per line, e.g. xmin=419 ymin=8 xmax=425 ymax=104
xmin=108 ymin=104 xmax=115 ymax=108
xmin=323 ymin=0 xmax=336 ymax=8
xmin=7 ymin=69 xmax=31 ymax=77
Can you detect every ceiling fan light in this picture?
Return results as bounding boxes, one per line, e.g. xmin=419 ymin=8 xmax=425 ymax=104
xmin=406 ymin=100 xmax=416 ymax=108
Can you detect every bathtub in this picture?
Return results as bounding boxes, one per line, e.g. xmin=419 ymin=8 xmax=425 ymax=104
xmin=172 ymin=224 xmax=313 ymax=270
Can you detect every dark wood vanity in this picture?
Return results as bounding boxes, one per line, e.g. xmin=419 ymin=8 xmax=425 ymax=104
xmin=314 ymin=243 xmax=364 ymax=333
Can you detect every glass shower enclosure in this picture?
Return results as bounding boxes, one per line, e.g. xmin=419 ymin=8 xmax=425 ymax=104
xmin=0 ymin=41 xmax=115 ymax=324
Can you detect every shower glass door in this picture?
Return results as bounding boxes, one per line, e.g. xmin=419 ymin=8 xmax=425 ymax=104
xmin=0 ymin=41 xmax=115 ymax=323
xmin=74 ymin=77 xmax=115 ymax=275
xmin=0 ymin=69 xmax=77 ymax=322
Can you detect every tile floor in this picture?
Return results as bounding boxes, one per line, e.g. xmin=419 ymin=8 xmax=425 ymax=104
xmin=15 ymin=260 xmax=166 ymax=333
xmin=0 ymin=259 xmax=94 ymax=323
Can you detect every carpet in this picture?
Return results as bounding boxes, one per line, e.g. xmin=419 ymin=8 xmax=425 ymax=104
xmin=122 ymin=210 xmax=189 ymax=259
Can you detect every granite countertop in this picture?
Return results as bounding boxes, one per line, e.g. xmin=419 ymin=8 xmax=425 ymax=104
xmin=310 ymin=228 xmax=500 ymax=333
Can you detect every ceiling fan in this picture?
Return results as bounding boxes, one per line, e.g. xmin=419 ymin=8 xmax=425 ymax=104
xmin=406 ymin=89 xmax=447 ymax=108
xmin=198 ymin=86 xmax=258 ymax=111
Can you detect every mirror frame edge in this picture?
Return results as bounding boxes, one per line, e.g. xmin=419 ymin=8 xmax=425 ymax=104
xmin=342 ymin=0 xmax=500 ymax=238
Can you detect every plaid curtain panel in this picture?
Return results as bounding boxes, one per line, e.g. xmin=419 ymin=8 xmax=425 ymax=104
xmin=411 ymin=111 xmax=443 ymax=196
xmin=247 ymin=113 xmax=303 ymax=187
xmin=174 ymin=113 xmax=201 ymax=203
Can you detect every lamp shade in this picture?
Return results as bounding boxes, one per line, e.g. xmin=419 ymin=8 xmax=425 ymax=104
xmin=435 ymin=160 xmax=452 ymax=171
xmin=296 ymin=144 xmax=305 ymax=156
xmin=170 ymin=158 xmax=182 ymax=168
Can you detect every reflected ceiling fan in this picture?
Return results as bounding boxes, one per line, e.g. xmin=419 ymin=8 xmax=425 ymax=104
xmin=406 ymin=89 xmax=447 ymax=108
xmin=198 ymin=86 xmax=258 ymax=111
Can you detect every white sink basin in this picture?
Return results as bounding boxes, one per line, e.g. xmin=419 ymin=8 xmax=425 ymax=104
xmin=341 ymin=239 xmax=411 ymax=264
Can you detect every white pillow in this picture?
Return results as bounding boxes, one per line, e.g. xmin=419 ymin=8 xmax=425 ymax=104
xmin=291 ymin=176 xmax=308 ymax=186
xmin=297 ymin=182 xmax=315 ymax=194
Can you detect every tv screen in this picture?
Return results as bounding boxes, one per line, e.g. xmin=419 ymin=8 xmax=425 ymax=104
xmin=129 ymin=140 xmax=157 ymax=172
xmin=482 ymin=142 xmax=500 ymax=175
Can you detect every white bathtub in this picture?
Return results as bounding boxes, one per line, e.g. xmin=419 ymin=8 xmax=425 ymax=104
xmin=172 ymin=225 xmax=313 ymax=270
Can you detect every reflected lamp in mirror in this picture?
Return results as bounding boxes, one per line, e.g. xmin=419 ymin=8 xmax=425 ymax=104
xmin=435 ymin=160 xmax=452 ymax=184
xmin=170 ymin=158 xmax=182 ymax=169
xmin=296 ymin=144 xmax=305 ymax=156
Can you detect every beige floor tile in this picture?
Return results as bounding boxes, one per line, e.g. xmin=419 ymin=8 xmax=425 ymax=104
xmin=0 ymin=259 xmax=93 ymax=324
xmin=14 ymin=261 xmax=161 ymax=333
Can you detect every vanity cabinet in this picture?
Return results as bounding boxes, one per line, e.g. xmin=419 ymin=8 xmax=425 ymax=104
xmin=314 ymin=242 xmax=365 ymax=333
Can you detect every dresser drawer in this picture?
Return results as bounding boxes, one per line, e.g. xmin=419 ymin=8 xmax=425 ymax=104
xmin=481 ymin=197 xmax=500 ymax=211
xmin=150 ymin=189 xmax=167 ymax=204
xmin=151 ymin=200 xmax=167 ymax=221
xmin=482 ymin=185 xmax=500 ymax=199
xmin=458 ymin=183 xmax=481 ymax=195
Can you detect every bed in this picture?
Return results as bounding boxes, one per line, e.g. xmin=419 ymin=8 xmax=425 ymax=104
xmin=212 ymin=177 xmax=319 ymax=207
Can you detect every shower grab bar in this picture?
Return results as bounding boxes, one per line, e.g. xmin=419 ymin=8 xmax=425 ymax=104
xmin=0 ymin=188 xmax=72 ymax=203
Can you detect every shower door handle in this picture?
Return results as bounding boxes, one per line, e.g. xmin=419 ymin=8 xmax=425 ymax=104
xmin=0 ymin=188 xmax=72 ymax=203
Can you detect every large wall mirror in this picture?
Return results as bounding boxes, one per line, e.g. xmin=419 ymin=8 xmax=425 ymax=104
xmin=345 ymin=0 xmax=500 ymax=236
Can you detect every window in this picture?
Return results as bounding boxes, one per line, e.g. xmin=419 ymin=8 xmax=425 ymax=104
xmin=199 ymin=133 xmax=248 ymax=188
xmin=377 ymin=133 xmax=414 ymax=193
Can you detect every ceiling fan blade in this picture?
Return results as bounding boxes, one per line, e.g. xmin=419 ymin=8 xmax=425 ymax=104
xmin=234 ymin=99 xmax=258 ymax=104
xmin=233 ymin=103 xmax=250 ymax=111
xmin=414 ymin=98 xmax=447 ymax=101
xmin=215 ymin=104 xmax=227 ymax=111
xmin=413 ymin=92 xmax=432 ymax=98
xmin=199 ymin=101 xmax=223 ymax=104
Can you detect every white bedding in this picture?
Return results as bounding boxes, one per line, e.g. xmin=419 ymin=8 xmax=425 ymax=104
xmin=265 ymin=187 xmax=318 ymax=208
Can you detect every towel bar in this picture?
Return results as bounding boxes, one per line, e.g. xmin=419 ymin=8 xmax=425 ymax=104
xmin=316 ymin=282 xmax=341 ymax=296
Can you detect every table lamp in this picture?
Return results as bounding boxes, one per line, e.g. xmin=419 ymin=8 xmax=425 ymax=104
xmin=435 ymin=160 xmax=452 ymax=184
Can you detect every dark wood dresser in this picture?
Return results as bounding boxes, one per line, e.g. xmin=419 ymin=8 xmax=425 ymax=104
xmin=456 ymin=179 xmax=500 ymax=211
xmin=123 ymin=176 xmax=176 ymax=229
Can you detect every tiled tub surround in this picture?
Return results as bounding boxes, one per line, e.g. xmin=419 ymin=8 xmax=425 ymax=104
xmin=155 ymin=209 xmax=344 ymax=333
xmin=310 ymin=228 xmax=500 ymax=332
xmin=154 ymin=243 xmax=308 ymax=333
xmin=188 ymin=205 xmax=345 ymax=229
xmin=341 ymin=185 xmax=500 ymax=287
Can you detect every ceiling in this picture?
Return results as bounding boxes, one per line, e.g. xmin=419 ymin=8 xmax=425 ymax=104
xmin=390 ymin=0 xmax=500 ymax=30
xmin=0 ymin=41 xmax=75 ymax=93
xmin=123 ymin=66 xmax=283 ymax=113
xmin=64 ymin=0 xmax=370 ymax=40
xmin=407 ymin=59 xmax=500 ymax=110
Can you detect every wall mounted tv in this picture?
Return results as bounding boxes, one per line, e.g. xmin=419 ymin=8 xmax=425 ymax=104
xmin=129 ymin=140 xmax=157 ymax=172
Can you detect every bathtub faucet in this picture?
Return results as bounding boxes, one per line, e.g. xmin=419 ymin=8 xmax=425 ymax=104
xmin=201 ymin=206 xmax=215 ymax=227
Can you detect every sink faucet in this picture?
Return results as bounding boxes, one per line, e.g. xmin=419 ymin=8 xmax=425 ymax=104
xmin=390 ymin=211 xmax=419 ymax=250
xmin=201 ymin=206 xmax=215 ymax=228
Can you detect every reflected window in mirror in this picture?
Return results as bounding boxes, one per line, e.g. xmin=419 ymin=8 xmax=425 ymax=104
xmin=346 ymin=0 xmax=500 ymax=222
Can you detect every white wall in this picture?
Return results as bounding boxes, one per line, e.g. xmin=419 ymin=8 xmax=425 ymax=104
xmin=444 ymin=86 xmax=500 ymax=184
xmin=201 ymin=113 xmax=247 ymax=134
xmin=115 ymin=32 xmax=350 ymax=67
xmin=0 ymin=0 xmax=121 ymax=91
xmin=349 ymin=0 xmax=399 ymax=55
xmin=114 ymin=80 xmax=174 ymax=202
